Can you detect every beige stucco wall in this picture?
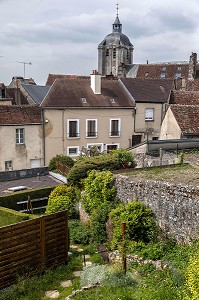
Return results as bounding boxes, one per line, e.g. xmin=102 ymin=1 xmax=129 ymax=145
xmin=43 ymin=108 xmax=134 ymax=165
xmin=159 ymin=107 xmax=181 ymax=139
xmin=134 ymin=103 xmax=164 ymax=141
xmin=0 ymin=124 xmax=43 ymax=171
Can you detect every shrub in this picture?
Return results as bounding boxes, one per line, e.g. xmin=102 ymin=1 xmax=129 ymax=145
xmin=69 ymin=220 xmax=91 ymax=245
xmin=111 ymin=148 xmax=136 ymax=168
xmin=109 ymin=201 xmax=159 ymax=248
xmin=90 ymin=202 xmax=115 ymax=244
xmin=80 ymin=264 xmax=134 ymax=288
xmin=184 ymin=250 xmax=199 ymax=299
xmin=82 ymin=170 xmax=117 ymax=215
xmin=67 ymin=154 xmax=120 ymax=185
xmin=48 ymin=154 xmax=74 ymax=171
xmin=82 ymin=170 xmax=117 ymax=243
xmin=46 ymin=184 xmax=79 ymax=218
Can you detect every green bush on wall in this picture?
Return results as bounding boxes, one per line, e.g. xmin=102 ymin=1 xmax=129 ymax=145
xmin=46 ymin=184 xmax=80 ymax=218
xmin=110 ymin=201 xmax=159 ymax=248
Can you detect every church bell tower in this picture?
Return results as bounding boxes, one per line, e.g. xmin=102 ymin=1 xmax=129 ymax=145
xmin=98 ymin=4 xmax=134 ymax=77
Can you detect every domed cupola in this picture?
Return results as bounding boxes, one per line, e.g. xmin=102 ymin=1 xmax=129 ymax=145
xmin=98 ymin=4 xmax=134 ymax=77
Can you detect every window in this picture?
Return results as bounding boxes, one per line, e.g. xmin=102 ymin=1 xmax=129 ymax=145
xmin=145 ymin=108 xmax=154 ymax=121
xmin=176 ymin=73 xmax=182 ymax=78
xmin=67 ymin=120 xmax=79 ymax=138
xmin=87 ymin=143 xmax=103 ymax=153
xmin=5 ymin=160 xmax=12 ymax=171
xmin=162 ymin=66 xmax=166 ymax=71
xmin=67 ymin=146 xmax=79 ymax=156
xmin=145 ymin=72 xmax=149 ymax=77
xmin=86 ymin=119 xmax=97 ymax=138
xmin=160 ymin=73 xmax=166 ymax=79
xmin=16 ymin=128 xmax=24 ymax=144
xmin=113 ymin=48 xmax=116 ymax=59
xmin=106 ymin=49 xmax=109 ymax=57
xmin=110 ymin=119 xmax=120 ymax=137
xmin=177 ymin=66 xmax=182 ymax=70
xmin=106 ymin=144 xmax=119 ymax=152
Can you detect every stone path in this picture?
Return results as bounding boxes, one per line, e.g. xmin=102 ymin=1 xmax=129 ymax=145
xmin=45 ymin=244 xmax=93 ymax=299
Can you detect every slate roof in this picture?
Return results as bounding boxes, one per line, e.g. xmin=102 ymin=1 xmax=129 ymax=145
xmin=21 ymin=84 xmax=51 ymax=105
xmin=120 ymin=78 xmax=174 ymax=103
xmin=170 ymin=90 xmax=199 ymax=105
xmin=131 ymin=63 xmax=190 ymax=80
xmin=171 ymin=104 xmax=199 ymax=136
xmin=0 ymin=106 xmax=41 ymax=125
xmin=46 ymin=74 xmax=89 ymax=86
xmin=41 ymin=78 xmax=135 ymax=108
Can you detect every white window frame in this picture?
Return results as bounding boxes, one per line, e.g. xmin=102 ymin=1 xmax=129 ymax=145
xmin=16 ymin=128 xmax=24 ymax=144
xmin=5 ymin=160 xmax=12 ymax=171
xmin=67 ymin=119 xmax=79 ymax=139
xmin=145 ymin=108 xmax=154 ymax=121
xmin=67 ymin=146 xmax=79 ymax=156
xmin=86 ymin=119 xmax=97 ymax=138
xmin=110 ymin=118 xmax=121 ymax=137
xmin=87 ymin=143 xmax=104 ymax=153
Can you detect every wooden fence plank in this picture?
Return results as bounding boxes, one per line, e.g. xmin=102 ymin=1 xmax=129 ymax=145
xmin=0 ymin=210 xmax=68 ymax=289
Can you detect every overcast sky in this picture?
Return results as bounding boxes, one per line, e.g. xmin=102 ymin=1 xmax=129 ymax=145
xmin=0 ymin=0 xmax=199 ymax=85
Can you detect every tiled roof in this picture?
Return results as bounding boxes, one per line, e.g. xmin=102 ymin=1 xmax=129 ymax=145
xmin=135 ymin=63 xmax=190 ymax=80
xmin=41 ymin=78 xmax=135 ymax=108
xmin=6 ymin=88 xmax=28 ymax=105
xmin=184 ymin=78 xmax=199 ymax=91
xmin=120 ymin=78 xmax=173 ymax=103
xmin=170 ymin=90 xmax=199 ymax=105
xmin=46 ymin=74 xmax=89 ymax=86
xmin=171 ymin=104 xmax=199 ymax=135
xmin=0 ymin=106 xmax=41 ymax=125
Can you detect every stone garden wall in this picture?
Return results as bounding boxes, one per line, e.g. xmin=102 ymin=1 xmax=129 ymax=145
xmin=116 ymin=175 xmax=199 ymax=243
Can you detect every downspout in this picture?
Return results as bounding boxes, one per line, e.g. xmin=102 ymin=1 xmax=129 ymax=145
xmin=41 ymin=108 xmax=46 ymax=166
xmin=62 ymin=109 xmax=65 ymax=154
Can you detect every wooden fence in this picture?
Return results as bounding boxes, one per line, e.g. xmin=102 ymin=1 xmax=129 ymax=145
xmin=0 ymin=210 xmax=68 ymax=289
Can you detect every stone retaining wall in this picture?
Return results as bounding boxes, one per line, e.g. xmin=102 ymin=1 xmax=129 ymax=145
xmin=116 ymin=175 xmax=199 ymax=243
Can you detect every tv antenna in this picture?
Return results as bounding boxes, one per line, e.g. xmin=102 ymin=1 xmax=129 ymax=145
xmin=16 ymin=61 xmax=32 ymax=78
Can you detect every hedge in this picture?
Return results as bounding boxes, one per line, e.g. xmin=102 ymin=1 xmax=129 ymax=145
xmin=0 ymin=186 xmax=55 ymax=211
xmin=0 ymin=206 xmax=31 ymax=227
xmin=67 ymin=154 xmax=120 ymax=185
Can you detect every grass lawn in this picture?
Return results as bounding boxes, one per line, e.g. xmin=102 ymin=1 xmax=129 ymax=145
xmin=115 ymin=164 xmax=199 ymax=186
xmin=0 ymin=241 xmax=198 ymax=300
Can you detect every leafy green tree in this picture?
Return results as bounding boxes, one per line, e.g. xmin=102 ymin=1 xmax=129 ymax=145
xmin=111 ymin=148 xmax=136 ymax=168
xmin=83 ymin=170 xmax=117 ymax=215
xmin=82 ymin=170 xmax=117 ymax=243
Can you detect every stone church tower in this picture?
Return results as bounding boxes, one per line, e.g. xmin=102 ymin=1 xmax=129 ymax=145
xmin=98 ymin=6 xmax=134 ymax=77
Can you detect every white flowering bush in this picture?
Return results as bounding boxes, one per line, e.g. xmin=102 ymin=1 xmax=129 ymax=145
xmin=80 ymin=264 xmax=107 ymax=287
xmin=80 ymin=264 xmax=134 ymax=289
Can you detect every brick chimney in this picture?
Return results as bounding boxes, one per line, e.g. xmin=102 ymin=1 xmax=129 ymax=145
xmin=90 ymin=70 xmax=101 ymax=94
xmin=188 ymin=52 xmax=197 ymax=81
